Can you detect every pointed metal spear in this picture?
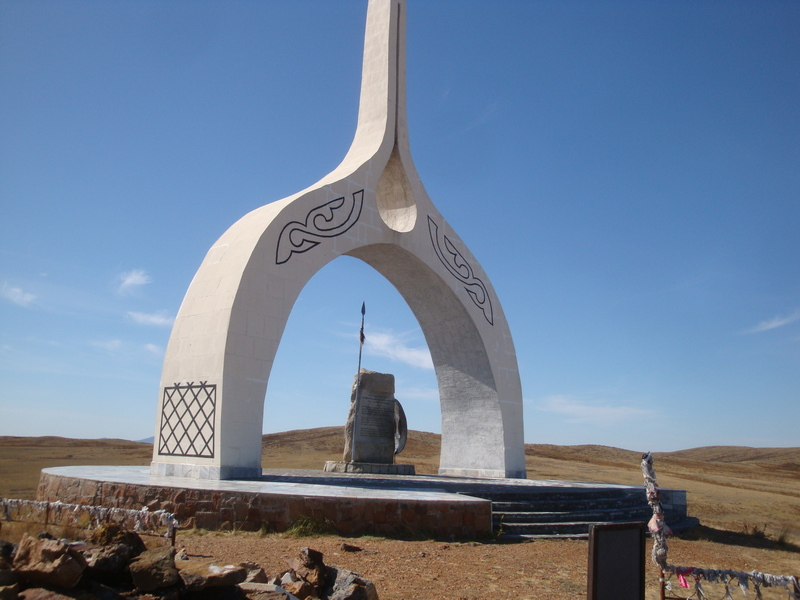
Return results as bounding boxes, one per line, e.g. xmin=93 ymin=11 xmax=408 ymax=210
xmin=351 ymin=302 xmax=366 ymax=462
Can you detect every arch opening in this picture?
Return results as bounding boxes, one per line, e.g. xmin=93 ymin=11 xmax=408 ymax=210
xmin=262 ymin=255 xmax=440 ymax=468
xmin=346 ymin=243 xmax=509 ymax=475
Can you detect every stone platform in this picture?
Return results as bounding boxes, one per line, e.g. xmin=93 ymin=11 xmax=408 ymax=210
xmin=322 ymin=461 xmax=415 ymax=475
xmin=36 ymin=467 xmax=692 ymax=540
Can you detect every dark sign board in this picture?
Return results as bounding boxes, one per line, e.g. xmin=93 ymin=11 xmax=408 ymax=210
xmin=588 ymin=522 xmax=646 ymax=600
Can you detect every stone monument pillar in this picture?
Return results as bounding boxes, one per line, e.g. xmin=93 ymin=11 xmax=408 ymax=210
xmin=326 ymin=370 xmax=414 ymax=475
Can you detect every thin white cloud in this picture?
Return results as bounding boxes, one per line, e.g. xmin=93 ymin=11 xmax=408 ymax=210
xmin=536 ymin=395 xmax=654 ymax=424
xmin=365 ymin=330 xmax=434 ymax=370
xmin=117 ymin=269 xmax=152 ymax=295
xmin=143 ymin=343 xmax=163 ymax=356
xmin=126 ymin=311 xmax=174 ymax=327
xmin=742 ymin=310 xmax=800 ymax=334
xmin=91 ymin=339 xmax=123 ymax=353
xmin=1 ymin=282 xmax=36 ymax=307
xmin=27 ymin=337 xmax=63 ymax=347
xmin=398 ymin=386 xmax=440 ymax=402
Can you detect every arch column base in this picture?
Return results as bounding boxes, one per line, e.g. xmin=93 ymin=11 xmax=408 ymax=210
xmin=150 ymin=461 xmax=261 ymax=481
xmin=439 ymin=468 xmax=527 ymax=480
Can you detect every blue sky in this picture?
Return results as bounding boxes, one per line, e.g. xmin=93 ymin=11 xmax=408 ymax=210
xmin=1 ymin=1 xmax=798 ymax=452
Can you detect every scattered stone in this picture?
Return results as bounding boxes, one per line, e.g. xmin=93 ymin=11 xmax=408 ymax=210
xmin=0 ymin=541 xmax=14 ymax=563
xmin=81 ymin=580 xmax=125 ymax=600
xmin=245 ymin=591 xmax=294 ymax=600
xmin=287 ymin=548 xmax=326 ymax=590
xmin=83 ymin=543 xmax=138 ymax=586
xmin=127 ymin=545 xmax=179 ymax=592
xmin=182 ymin=585 xmax=245 ymax=600
xmin=178 ymin=560 xmax=246 ymax=591
xmin=17 ymin=588 xmax=72 ymax=600
xmin=3 ymin=524 xmax=379 ymax=600
xmin=0 ymin=564 xmax=16 ymax=587
xmin=0 ymin=583 xmax=19 ymax=600
xmin=238 ymin=582 xmax=298 ymax=600
xmin=13 ymin=534 xmax=87 ymax=589
xmin=89 ymin=524 xmax=145 ymax=557
xmin=323 ymin=567 xmax=378 ymax=600
xmin=239 ymin=562 xmax=268 ymax=584
xmin=281 ymin=580 xmax=316 ymax=600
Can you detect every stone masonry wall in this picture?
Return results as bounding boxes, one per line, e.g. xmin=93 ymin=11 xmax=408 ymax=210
xmin=36 ymin=472 xmax=492 ymax=539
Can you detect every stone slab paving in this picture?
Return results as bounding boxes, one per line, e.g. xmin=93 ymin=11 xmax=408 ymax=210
xmin=41 ymin=466 xmax=638 ymax=498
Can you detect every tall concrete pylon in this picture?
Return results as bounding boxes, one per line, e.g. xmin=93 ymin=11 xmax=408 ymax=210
xmin=151 ymin=0 xmax=526 ymax=480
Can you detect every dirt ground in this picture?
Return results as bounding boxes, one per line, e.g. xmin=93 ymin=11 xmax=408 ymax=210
xmin=177 ymin=529 xmax=800 ymax=600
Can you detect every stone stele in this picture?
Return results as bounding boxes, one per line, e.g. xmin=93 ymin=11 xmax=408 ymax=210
xmin=329 ymin=370 xmax=412 ymax=475
xmin=150 ymin=0 xmax=526 ymax=481
xmin=345 ymin=371 xmax=396 ymax=464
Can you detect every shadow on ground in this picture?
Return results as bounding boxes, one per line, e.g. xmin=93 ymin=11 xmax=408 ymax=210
xmin=675 ymin=525 xmax=800 ymax=553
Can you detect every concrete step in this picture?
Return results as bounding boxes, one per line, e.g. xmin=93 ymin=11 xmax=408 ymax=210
xmin=500 ymin=520 xmax=620 ymax=537
xmin=499 ymin=532 xmax=592 ymax=540
xmin=473 ymin=489 xmax=643 ymax=503
xmin=496 ymin=515 xmax=701 ymax=540
xmin=491 ymin=495 xmax=645 ymax=513
xmin=493 ymin=506 xmax=652 ymax=525
xmin=485 ymin=487 xmax=657 ymax=539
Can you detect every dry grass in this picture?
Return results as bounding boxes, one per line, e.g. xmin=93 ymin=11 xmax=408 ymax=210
xmin=1 ymin=429 xmax=798 ymax=599
xmin=259 ymin=427 xmax=800 ymax=546
xmin=0 ymin=436 xmax=152 ymax=499
xmin=522 ymin=443 xmax=800 ymax=545
xmin=1 ymin=428 xmax=798 ymax=547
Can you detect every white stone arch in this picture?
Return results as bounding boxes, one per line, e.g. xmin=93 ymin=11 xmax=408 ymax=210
xmin=151 ymin=0 xmax=525 ymax=480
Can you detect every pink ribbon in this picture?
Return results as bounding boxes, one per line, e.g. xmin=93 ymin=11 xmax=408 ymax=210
xmin=677 ymin=568 xmax=695 ymax=589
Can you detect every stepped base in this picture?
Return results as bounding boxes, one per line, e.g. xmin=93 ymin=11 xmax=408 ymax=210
xmin=497 ymin=516 xmax=702 ymax=540
xmin=36 ymin=466 xmax=694 ymax=540
xmin=488 ymin=488 xmax=693 ymax=539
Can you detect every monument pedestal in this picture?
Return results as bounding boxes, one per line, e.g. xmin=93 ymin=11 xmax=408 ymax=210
xmin=323 ymin=461 xmax=415 ymax=476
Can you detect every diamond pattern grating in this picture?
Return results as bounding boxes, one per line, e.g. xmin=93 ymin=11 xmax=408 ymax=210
xmin=158 ymin=381 xmax=216 ymax=458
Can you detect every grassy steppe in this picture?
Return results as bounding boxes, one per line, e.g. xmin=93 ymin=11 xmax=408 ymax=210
xmin=1 ymin=427 xmax=798 ymax=543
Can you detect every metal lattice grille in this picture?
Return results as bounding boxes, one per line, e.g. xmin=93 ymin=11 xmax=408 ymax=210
xmin=157 ymin=382 xmax=216 ymax=458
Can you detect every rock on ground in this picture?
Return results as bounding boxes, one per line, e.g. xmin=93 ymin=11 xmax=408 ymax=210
xmin=178 ymin=560 xmax=246 ymax=591
xmin=13 ymin=534 xmax=87 ymax=589
xmin=127 ymin=545 xmax=179 ymax=592
xmin=324 ymin=567 xmax=379 ymax=600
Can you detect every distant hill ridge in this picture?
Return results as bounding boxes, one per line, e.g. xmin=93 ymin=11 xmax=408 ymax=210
xmin=1 ymin=428 xmax=797 ymax=469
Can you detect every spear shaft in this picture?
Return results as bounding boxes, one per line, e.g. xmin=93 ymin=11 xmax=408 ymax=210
xmin=351 ymin=302 xmax=366 ymax=463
